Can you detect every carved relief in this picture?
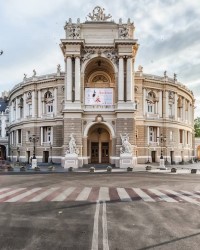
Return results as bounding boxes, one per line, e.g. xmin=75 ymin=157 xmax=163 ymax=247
xmin=120 ymin=133 xmax=132 ymax=154
xmin=119 ymin=25 xmax=130 ymax=38
xmin=65 ymin=133 xmax=79 ymax=155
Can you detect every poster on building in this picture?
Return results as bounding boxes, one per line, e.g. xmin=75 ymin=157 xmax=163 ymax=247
xmin=85 ymin=88 xmax=113 ymax=105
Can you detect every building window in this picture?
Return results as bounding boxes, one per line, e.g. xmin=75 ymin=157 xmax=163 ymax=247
xmin=17 ymin=129 xmax=22 ymax=144
xmin=148 ymin=104 xmax=153 ymax=113
xmin=179 ymin=129 xmax=183 ymax=143
xmin=42 ymin=127 xmax=52 ymax=143
xmin=149 ymin=127 xmax=157 ymax=142
xmin=44 ymin=91 xmax=53 ymax=114
xmin=28 ymin=104 xmax=32 ymax=116
xmin=169 ymin=104 xmax=173 ymax=116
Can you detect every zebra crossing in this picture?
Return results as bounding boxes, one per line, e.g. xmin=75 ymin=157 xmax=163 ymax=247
xmin=0 ymin=186 xmax=200 ymax=205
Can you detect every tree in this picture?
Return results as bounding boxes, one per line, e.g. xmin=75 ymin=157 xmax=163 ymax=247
xmin=194 ymin=117 xmax=200 ymax=137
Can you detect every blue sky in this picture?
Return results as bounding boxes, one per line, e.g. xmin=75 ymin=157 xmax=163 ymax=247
xmin=0 ymin=0 xmax=199 ymax=117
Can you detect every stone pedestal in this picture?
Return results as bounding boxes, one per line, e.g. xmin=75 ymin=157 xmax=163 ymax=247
xmin=32 ymin=159 xmax=37 ymax=169
xmin=120 ymin=153 xmax=134 ymax=169
xmin=64 ymin=154 xmax=79 ymax=169
xmin=159 ymin=158 xmax=167 ymax=169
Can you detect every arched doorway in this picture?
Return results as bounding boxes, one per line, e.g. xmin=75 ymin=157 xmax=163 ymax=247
xmin=87 ymin=124 xmax=112 ymax=164
xmin=0 ymin=145 xmax=6 ymax=160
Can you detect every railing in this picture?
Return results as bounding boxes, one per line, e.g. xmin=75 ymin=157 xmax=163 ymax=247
xmin=146 ymin=113 xmax=160 ymax=119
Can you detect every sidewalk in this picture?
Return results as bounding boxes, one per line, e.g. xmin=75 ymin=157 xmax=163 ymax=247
xmin=1 ymin=162 xmax=200 ymax=174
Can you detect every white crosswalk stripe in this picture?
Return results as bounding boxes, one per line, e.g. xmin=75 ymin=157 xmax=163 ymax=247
xmin=76 ymin=187 xmax=92 ymax=201
xmin=6 ymin=188 xmax=42 ymax=202
xmin=149 ymin=189 xmax=178 ymax=203
xmin=1 ymin=187 xmax=200 ymax=206
xmin=166 ymin=189 xmax=200 ymax=206
xmin=117 ymin=188 xmax=132 ymax=202
xmin=98 ymin=187 xmax=110 ymax=201
xmin=0 ymin=188 xmax=26 ymax=200
xmin=29 ymin=187 xmax=59 ymax=202
xmin=180 ymin=190 xmax=200 ymax=200
xmin=133 ymin=188 xmax=155 ymax=202
xmin=0 ymin=188 xmax=11 ymax=193
xmin=52 ymin=187 xmax=75 ymax=201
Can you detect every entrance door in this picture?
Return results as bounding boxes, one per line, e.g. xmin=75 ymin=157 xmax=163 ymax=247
xmin=43 ymin=151 xmax=49 ymax=163
xmin=91 ymin=142 xmax=99 ymax=163
xmin=151 ymin=151 xmax=156 ymax=162
xmin=101 ymin=142 xmax=109 ymax=163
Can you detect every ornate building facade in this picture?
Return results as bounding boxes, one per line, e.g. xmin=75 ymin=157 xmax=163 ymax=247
xmin=7 ymin=7 xmax=195 ymax=166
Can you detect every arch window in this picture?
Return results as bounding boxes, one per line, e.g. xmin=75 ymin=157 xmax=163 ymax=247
xmin=146 ymin=91 xmax=156 ymax=114
xmin=44 ymin=91 xmax=53 ymax=114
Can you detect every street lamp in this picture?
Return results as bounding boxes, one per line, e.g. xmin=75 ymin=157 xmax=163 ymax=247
xmin=157 ymin=134 xmax=167 ymax=169
xmin=146 ymin=144 xmax=150 ymax=163
xmin=29 ymin=135 xmax=39 ymax=159
xmin=49 ymin=142 xmax=53 ymax=164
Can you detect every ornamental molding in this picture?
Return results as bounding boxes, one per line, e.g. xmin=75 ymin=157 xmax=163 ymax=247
xmin=81 ymin=48 xmax=118 ymax=63
xmin=87 ymin=6 xmax=112 ymax=22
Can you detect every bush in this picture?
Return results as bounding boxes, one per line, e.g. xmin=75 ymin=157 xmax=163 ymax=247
xmin=7 ymin=166 xmax=14 ymax=171
xmin=20 ymin=166 xmax=26 ymax=171
xmin=34 ymin=166 xmax=40 ymax=171
xmin=89 ymin=167 xmax=95 ymax=173
xmin=191 ymin=169 xmax=197 ymax=174
xmin=127 ymin=167 xmax=133 ymax=172
xmin=107 ymin=166 xmax=112 ymax=172
xmin=146 ymin=166 xmax=152 ymax=170
xmin=171 ymin=168 xmax=177 ymax=173
xmin=68 ymin=167 xmax=73 ymax=172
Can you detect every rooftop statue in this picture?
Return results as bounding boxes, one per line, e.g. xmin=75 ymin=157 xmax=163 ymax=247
xmin=87 ymin=6 xmax=112 ymax=21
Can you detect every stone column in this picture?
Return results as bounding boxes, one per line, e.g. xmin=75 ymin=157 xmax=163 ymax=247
xmin=32 ymin=91 xmax=35 ymax=118
xmin=165 ymin=91 xmax=169 ymax=118
xmin=143 ymin=88 xmax=146 ymax=116
xmin=23 ymin=93 xmax=26 ymax=119
xmin=75 ymin=56 xmax=81 ymax=102
xmin=174 ymin=93 xmax=178 ymax=120
xmin=158 ymin=91 xmax=162 ymax=117
xmin=82 ymin=137 xmax=88 ymax=157
xmin=111 ymin=137 xmax=116 ymax=157
xmin=38 ymin=90 xmax=42 ymax=118
xmin=118 ymin=57 xmax=124 ymax=102
xmin=66 ymin=56 xmax=72 ymax=102
xmin=182 ymin=98 xmax=185 ymax=122
xmin=147 ymin=126 xmax=149 ymax=144
xmin=126 ymin=57 xmax=133 ymax=101
xmin=16 ymin=97 xmax=19 ymax=120
xmin=53 ymin=88 xmax=57 ymax=116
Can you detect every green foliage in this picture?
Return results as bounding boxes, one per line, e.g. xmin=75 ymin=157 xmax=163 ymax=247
xmin=194 ymin=117 xmax=200 ymax=137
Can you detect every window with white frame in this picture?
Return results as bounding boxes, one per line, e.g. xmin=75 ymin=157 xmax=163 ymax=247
xmin=28 ymin=104 xmax=32 ymax=116
xmin=148 ymin=103 xmax=153 ymax=113
xmin=149 ymin=127 xmax=157 ymax=142
xmin=42 ymin=126 xmax=52 ymax=143
xmin=44 ymin=91 xmax=53 ymax=114
xmin=169 ymin=104 xmax=173 ymax=116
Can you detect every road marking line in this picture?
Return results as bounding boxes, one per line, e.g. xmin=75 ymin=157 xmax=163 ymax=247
xmin=29 ymin=188 xmax=59 ymax=202
xmin=180 ymin=190 xmax=200 ymax=200
xmin=133 ymin=188 xmax=155 ymax=202
xmin=91 ymin=201 xmax=100 ymax=250
xmin=149 ymin=189 xmax=178 ymax=202
xmin=0 ymin=188 xmax=26 ymax=200
xmin=99 ymin=187 xmax=110 ymax=201
xmin=0 ymin=188 xmax=11 ymax=194
xmin=102 ymin=202 xmax=109 ymax=250
xmin=76 ymin=187 xmax=92 ymax=201
xmin=52 ymin=187 xmax=75 ymax=201
xmin=5 ymin=188 xmax=42 ymax=202
xmin=166 ymin=190 xmax=200 ymax=206
xmin=117 ymin=188 xmax=132 ymax=202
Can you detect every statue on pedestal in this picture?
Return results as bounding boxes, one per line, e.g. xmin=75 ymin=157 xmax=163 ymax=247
xmin=120 ymin=133 xmax=132 ymax=154
xmin=66 ymin=133 xmax=79 ymax=155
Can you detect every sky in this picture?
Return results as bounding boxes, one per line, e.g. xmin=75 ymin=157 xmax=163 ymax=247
xmin=0 ymin=0 xmax=199 ymax=117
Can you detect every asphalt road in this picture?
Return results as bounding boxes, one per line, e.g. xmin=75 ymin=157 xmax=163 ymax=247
xmin=0 ymin=172 xmax=200 ymax=250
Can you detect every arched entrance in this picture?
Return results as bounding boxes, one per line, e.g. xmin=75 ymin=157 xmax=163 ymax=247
xmin=87 ymin=124 xmax=112 ymax=164
xmin=0 ymin=145 xmax=6 ymax=160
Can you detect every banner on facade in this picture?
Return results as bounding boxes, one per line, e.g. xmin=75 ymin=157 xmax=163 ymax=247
xmin=85 ymin=88 xmax=113 ymax=105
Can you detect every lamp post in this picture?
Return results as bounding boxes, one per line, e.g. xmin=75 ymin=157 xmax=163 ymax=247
xmin=29 ymin=135 xmax=39 ymax=168
xmin=49 ymin=142 xmax=53 ymax=164
xmin=157 ymin=134 xmax=167 ymax=169
xmin=146 ymin=144 xmax=150 ymax=163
